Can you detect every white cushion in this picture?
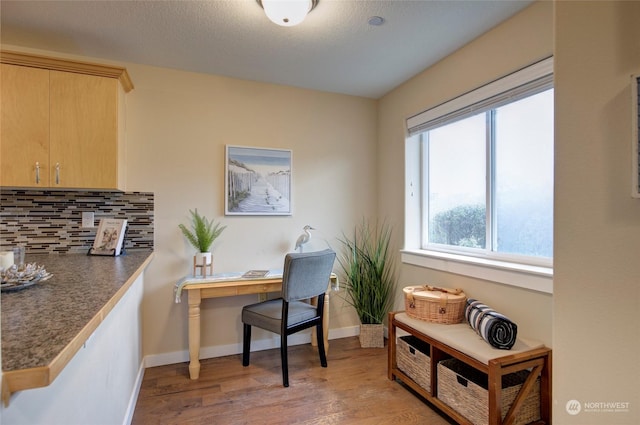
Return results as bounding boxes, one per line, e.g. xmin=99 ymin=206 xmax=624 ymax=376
xmin=394 ymin=312 xmax=544 ymax=365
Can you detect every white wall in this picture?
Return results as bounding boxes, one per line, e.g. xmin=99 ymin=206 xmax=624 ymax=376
xmin=122 ymin=63 xmax=376 ymax=359
xmin=554 ymin=1 xmax=640 ymax=423
xmin=377 ymin=1 xmax=553 ymax=345
xmin=7 ymin=2 xmax=640 ymax=423
xmin=0 ymin=43 xmax=376 ymax=373
xmin=0 ymin=273 xmax=145 ymax=425
xmin=379 ymin=1 xmax=640 ymax=424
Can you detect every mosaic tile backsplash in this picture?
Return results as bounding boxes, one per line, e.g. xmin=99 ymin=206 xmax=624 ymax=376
xmin=0 ymin=190 xmax=154 ymax=254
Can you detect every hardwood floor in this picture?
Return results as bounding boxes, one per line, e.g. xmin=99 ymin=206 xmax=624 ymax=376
xmin=132 ymin=337 xmax=455 ymax=425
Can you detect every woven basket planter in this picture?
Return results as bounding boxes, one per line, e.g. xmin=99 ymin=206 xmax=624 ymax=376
xmin=437 ymin=358 xmax=540 ymax=425
xmin=359 ymin=323 xmax=384 ymax=348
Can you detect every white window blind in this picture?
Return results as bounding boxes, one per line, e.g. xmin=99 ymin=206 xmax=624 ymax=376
xmin=407 ymin=57 xmax=553 ymax=136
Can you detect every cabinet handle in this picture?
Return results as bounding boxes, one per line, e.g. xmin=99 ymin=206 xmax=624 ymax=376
xmin=55 ymin=163 xmax=60 ymax=185
xmin=35 ymin=162 xmax=40 ymax=184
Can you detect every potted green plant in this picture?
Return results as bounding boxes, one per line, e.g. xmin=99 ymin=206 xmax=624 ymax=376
xmin=179 ymin=209 xmax=226 ymax=275
xmin=338 ymin=219 xmax=397 ymax=348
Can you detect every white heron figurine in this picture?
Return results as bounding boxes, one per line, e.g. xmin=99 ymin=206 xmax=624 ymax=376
xmin=294 ymin=225 xmax=315 ymax=252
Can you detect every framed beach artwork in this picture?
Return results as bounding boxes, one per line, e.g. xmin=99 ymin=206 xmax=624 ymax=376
xmin=225 ymin=145 xmax=292 ymax=215
xmin=632 ymin=73 xmax=640 ymax=198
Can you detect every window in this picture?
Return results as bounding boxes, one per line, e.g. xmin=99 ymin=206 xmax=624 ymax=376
xmin=404 ymin=58 xmax=553 ymax=291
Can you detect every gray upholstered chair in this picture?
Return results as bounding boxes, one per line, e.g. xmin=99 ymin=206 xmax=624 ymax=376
xmin=241 ymin=249 xmax=336 ymax=387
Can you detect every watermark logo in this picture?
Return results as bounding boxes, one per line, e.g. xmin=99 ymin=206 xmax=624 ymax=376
xmin=565 ymin=399 xmax=630 ymax=415
xmin=566 ymin=400 xmax=581 ymax=415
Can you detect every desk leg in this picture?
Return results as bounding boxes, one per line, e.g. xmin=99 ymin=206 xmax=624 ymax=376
xmin=187 ymin=289 xmax=202 ymax=380
xmin=323 ymin=291 xmax=330 ymax=354
xmin=310 ymin=292 xmax=330 ymax=355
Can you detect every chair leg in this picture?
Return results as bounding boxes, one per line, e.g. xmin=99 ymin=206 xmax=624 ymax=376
xmin=242 ymin=324 xmax=251 ymax=366
xmin=316 ymin=322 xmax=327 ymax=367
xmin=281 ymin=333 xmax=289 ymax=387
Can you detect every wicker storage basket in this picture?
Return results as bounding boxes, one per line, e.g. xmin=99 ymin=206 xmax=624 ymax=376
xmin=396 ymin=335 xmax=431 ymax=392
xmin=403 ymin=285 xmax=466 ymax=324
xmin=437 ymin=358 xmax=541 ymax=425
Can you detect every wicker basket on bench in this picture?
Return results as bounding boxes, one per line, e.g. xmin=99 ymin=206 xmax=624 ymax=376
xmin=396 ymin=335 xmax=431 ymax=392
xmin=403 ymin=285 xmax=466 ymax=324
xmin=438 ymin=358 xmax=541 ymax=425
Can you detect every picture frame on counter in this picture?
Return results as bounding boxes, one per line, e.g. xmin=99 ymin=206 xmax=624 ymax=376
xmin=89 ymin=218 xmax=128 ymax=256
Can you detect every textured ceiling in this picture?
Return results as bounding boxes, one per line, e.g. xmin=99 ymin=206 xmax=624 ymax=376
xmin=0 ymin=0 xmax=533 ymax=99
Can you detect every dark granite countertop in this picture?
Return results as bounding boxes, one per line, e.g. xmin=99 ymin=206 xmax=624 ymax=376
xmin=1 ymin=250 xmax=153 ymax=373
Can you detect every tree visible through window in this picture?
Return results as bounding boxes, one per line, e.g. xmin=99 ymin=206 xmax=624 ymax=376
xmin=422 ymin=88 xmax=554 ymax=262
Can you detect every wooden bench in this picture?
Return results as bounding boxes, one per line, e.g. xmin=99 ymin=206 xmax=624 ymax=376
xmin=388 ymin=311 xmax=552 ymax=425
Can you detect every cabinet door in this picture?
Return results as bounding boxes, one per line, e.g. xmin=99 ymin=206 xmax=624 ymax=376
xmin=49 ymin=71 xmax=118 ymax=189
xmin=0 ymin=64 xmax=50 ymax=187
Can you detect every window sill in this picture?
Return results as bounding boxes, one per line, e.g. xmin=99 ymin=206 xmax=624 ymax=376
xmin=401 ymin=249 xmax=553 ymax=294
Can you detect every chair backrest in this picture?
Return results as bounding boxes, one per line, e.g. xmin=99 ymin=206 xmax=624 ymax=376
xmin=281 ymin=249 xmax=336 ymax=302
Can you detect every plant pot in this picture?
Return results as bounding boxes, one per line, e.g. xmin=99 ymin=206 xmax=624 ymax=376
xmin=195 ymin=252 xmax=212 ymax=266
xmin=193 ymin=252 xmax=213 ymax=277
xmin=359 ymin=323 xmax=385 ymax=348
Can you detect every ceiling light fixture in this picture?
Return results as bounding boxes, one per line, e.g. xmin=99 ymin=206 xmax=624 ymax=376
xmin=257 ymin=0 xmax=319 ymax=27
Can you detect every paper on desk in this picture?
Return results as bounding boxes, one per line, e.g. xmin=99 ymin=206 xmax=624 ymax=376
xmin=173 ymin=270 xmax=283 ymax=303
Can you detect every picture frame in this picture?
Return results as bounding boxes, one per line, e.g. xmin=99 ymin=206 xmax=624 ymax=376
xmin=225 ymin=145 xmax=292 ymax=215
xmin=633 ymin=74 xmax=640 ymax=198
xmin=89 ymin=218 xmax=128 ymax=256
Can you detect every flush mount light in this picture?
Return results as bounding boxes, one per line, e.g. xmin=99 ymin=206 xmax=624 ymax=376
xmin=257 ymin=0 xmax=319 ymax=27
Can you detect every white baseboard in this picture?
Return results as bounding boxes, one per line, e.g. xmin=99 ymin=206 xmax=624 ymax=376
xmin=143 ymin=325 xmax=362 ymax=368
xmin=123 ymin=360 xmax=146 ymax=425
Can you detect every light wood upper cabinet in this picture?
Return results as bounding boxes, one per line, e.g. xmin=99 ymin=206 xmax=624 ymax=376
xmin=0 ymin=51 xmax=133 ymax=190
xmin=50 ymin=71 xmax=119 ymax=189
xmin=1 ymin=64 xmax=50 ymax=187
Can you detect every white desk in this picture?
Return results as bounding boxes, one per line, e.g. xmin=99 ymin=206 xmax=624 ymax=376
xmin=175 ymin=273 xmax=336 ymax=380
